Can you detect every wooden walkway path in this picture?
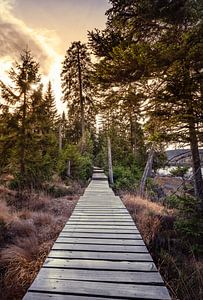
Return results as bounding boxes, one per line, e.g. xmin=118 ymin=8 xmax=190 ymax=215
xmin=23 ymin=168 xmax=171 ymax=300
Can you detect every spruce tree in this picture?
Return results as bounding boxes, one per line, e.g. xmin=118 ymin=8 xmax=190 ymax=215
xmin=89 ymin=0 xmax=203 ymax=204
xmin=0 ymin=51 xmax=59 ymax=187
xmin=61 ymin=41 xmax=96 ymax=144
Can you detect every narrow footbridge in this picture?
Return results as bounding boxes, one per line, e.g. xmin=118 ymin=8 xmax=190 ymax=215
xmin=23 ymin=168 xmax=171 ymax=300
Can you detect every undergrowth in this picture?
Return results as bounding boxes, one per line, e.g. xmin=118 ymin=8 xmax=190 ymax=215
xmin=0 ymin=188 xmax=79 ymax=300
xmin=123 ymin=195 xmax=203 ymax=300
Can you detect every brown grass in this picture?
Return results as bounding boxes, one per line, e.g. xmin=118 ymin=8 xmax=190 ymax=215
xmin=0 ymin=187 xmax=79 ymax=300
xmin=0 ymin=238 xmax=52 ymax=299
xmin=123 ymin=195 xmax=173 ymax=243
xmin=122 ymin=194 xmax=203 ymax=300
xmin=0 ymin=200 xmax=11 ymax=223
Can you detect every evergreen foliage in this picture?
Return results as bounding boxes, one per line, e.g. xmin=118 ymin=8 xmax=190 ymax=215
xmin=89 ymin=0 xmax=203 ymax=205
xmin=0 ymin=50 xmax=59 ymax=188
xmin=61 ymin=41 xmax=96 ymax=144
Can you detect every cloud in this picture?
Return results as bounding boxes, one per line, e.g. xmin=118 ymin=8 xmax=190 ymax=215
xmin=0 ymin=0 xmax=60 ymax=73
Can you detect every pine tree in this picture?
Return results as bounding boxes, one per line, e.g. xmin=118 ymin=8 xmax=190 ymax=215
xmin=89 ymin=0 xmax=203 ymax=204
xmin=61 ymin=41 xmax=96 ymax=144
xmin=0 ymin=50 xmax=40 ymax=182
xmin=0 ymin=50 xmax=59 ymax=187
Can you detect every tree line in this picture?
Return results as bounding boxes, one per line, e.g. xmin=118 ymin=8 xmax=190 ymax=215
xmin=0 ymin=0 xmax=203 ymax=210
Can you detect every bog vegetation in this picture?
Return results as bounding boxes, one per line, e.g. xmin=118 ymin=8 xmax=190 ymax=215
xmin=0 ymin=1 xmax=203 ymax=299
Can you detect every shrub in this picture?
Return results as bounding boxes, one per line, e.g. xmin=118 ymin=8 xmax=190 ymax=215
xmin=57 ymin=144 xmax=93 ymax=182
xmin=113 ymin=165 xmax=141 ymax=190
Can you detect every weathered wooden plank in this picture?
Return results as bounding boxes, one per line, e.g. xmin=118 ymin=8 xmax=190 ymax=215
xmin=44 ymin=258 xmax=156 ymax=271
xmin=69 ymin=215 xmax=132 ymax=219
xmin=64 ymin=225 xmax=136 ymax=229
xmin=71 ymin=212 xmax=127 ymax=219
xmin=52 ymin=243 xmax=148 ymax=252
xmin=29 ymin=279 xmax=171 ymax=300
xmin=55 ymin=237 xmax=145 ymax=246
xmin=69 ymin=213 xmax=132 ymax=221
xmin=74 ymin=207 xmax=126 ymax=210
xmin=77 ymin=204 xmax=121 ymax=207
xmin=62 ymin=228 xmax=139 ymax=233
xmin=48 ymin=250 xmax=153 ymax=261
xmin=78 ymin=202 xmax=122 ymax=204
xmin=68 ymin=219 xmax=134 ymax=223
xmin=69 ymin=217 xmax=132 ymax=220
xmin=67 ymin=222 xmax=135 ymax=226
xmin=74 ymin=208 xmax=126 ymax=211
xmin=23 ymin=292 xmax=120 ymax=300
xmin=38 ymin=268 xmax=163 ymax=284
xmin=59 ymin=232 xmax=142 ymax=239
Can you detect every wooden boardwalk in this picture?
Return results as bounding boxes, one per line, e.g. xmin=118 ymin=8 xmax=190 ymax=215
xmin=23 ymin=168 xmax=171 ymax=300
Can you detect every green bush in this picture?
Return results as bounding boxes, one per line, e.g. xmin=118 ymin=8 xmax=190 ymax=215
xmin=57 ymin=144 xmax=93 ymax=182
xmin=166 ymin=194 xmax=198 ymax=211
xmin=113 ymin=165 xmax=140 ymax=190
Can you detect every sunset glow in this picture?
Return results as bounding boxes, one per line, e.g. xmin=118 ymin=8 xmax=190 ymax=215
xmin=0 ymin=0 xmax=109 ymax=112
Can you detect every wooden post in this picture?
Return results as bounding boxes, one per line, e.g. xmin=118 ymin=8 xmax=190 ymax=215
xmin=108 ymin=136 xmax=114 ymax=185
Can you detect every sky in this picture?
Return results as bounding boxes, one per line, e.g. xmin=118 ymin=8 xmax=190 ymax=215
xmin=0 ymin=0 xmax=110 ymax=111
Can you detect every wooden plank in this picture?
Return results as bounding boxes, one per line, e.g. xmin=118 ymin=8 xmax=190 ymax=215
xmin=23 ymin=292 xmax=119 ymax=300
xmin=55 ymin=237 xmax=145 ymax=246
xmin=29 ymin=279 xmax=171 ymax=299
xmin=66 ymin=222 xmax=135 ymax=226
xmin=68 ymin=219 xmax=134 ymax=223
xmin=74 ymin=208 xmax=126 ymax=211
xmin=59 ymin=232 xmax=142 ymax=239
xmin=44 ymin=258 xmax=157 ymax=271
xmin=71 ymin=215 xmax=130 ymax=217
xmin=74 ymin=207 xmax=126 ymax=210
xmin=62 ymin=228 xmax=139 ymax=233
xmin=48 ymin=250 xmax=153 ymax=262
xmin=69 ymin=213 xmax=132 ymax=221
xmin=69 ymin=217 xmax=132 ymax=220
xmin=64 ymin=225 xmax=136 ymax=229
xmin=52 ymin=243 xmax=148 ymax=252
xmin=38 ymin=268 xmax=163 ymax=284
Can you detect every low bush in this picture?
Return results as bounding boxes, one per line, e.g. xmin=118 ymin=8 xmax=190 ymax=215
xmin=57 ymin=144 xmax=93 ymax=182
xmin=122 ymin=194 xmax=203 ymax=300
xmin=113 ymin=165 xmax=141 ymax=191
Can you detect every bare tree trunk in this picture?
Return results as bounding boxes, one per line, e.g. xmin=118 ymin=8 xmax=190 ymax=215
xmin=108 ymin=136 xmax=114 ymax=185
xmin=20 ymin=92 xmax=26 ymax=178
xmin=76 ymin=44 xmax=85 ymax=143
xmin=59 ymin=123 xmax=62 ymax=152
xmin=67 ymin=160 xmax=71 ymax=177
xmin=189 ymin=121 xmax=203 ymax=204
xmin=140 ymin=148 xmax=155 ymax=197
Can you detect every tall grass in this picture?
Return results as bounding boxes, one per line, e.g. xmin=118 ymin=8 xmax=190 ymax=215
xmin=0 ymin=189 xmax=78 ymax=300
xmin=123 ymin=194 xmax=203 ymax=300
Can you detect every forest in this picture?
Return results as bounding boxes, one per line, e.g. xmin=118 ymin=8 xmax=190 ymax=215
xmin=0 ymin=0 xmax=203 ymax=299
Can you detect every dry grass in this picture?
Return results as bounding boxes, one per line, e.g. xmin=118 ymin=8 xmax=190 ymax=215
xmin=0 ymin=200 xmax=11 ymax=223
xmin=122 ymin=194 xmax=203 ymax=300
xmin=123 ymin=195 xmax=173 ymax=243
xmin=0 ymin=187 xmax=79 ymax=300
xmin=0 ymin=238 xmax=52 ymax=299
